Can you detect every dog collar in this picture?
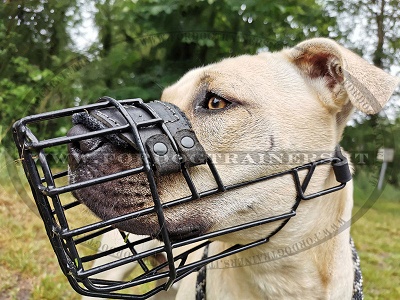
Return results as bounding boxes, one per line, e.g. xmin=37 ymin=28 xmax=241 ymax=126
xmin=13 ymin=97 xmax=353 ymax=299
xmin=195 ymin=238 xmax=364 ymax=300
xmin=351 ymin=238 xmax=364 ymax=300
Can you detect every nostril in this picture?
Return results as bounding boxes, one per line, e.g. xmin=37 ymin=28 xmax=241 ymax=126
xmin=71 ymin=140 xmax=80 ymax=150
xmin=77 ymin=138 xmax=104 ymax=153
xmin=67 ymin=124 xmax=104 ymax=153
xmin=67 ymin=124 xmax=89 ymax=137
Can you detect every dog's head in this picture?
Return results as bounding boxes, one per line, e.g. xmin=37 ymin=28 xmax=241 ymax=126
xmin=68 ymin=38 xmax=398 ymax=242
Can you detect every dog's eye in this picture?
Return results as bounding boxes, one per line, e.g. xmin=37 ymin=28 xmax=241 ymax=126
xmin=206 ymin=94 xmax=231 ymax=110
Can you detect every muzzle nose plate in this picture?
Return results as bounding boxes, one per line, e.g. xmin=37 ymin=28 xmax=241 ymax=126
xmin=72 ymin=99 xmax=207 ymax=175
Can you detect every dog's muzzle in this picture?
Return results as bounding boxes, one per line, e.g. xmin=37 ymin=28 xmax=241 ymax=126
xmin=13 ymin=97 xmax=352 ymax=299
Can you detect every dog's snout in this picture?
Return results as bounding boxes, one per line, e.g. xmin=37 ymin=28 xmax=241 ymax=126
xmin=67 ymin=124 xmax=88 ymax=140
xmin=67 ymin=124 xmax=104 ymax=154
xmin=73 ymin=137 xmax=103 ymax=154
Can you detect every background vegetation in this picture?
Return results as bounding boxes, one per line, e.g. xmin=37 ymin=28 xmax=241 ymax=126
xmin=0 ymin=0 xmax=399 ymax=299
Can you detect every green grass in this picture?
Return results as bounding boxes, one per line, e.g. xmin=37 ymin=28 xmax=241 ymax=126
xmin=0 ymin=182 xmax=80 ymax=300
xmin=0 ymin=156 xmax=399 ymax=299
xmin=350 ymin=171 xmax=400 ymax=300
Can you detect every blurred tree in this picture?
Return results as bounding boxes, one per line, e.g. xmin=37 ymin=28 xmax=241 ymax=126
xmin=324 ymin=0 xmax=400 ymax=115
xmin=325 ymin=0 xmax=400 ymax=185
xmin=0 ymin=1 xmax=81 ymax=147
xmin=325 ymin=0 xmax=400 ymax=70
xmin=388 ymin=117 xmax=400 ymax=185
xmin=78 ymin=0 xmax=335 ymax=103
xmin=341 ymin=114 xmax=400 ymax=186
xmin=0 ymin=0 xmax=336 ymax=157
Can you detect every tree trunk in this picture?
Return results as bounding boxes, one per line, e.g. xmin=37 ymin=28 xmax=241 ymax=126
xmin=372 ymin=0 xmax=386 ymax=68
xmin=101 ymin=0 xmax=113 ymax=88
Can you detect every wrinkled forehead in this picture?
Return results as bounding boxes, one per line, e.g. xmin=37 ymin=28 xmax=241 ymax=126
xmin=161 ymin=52 xmax=299 ymax=109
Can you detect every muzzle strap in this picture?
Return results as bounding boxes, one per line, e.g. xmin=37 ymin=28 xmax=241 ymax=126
xmin=74 ymin=98 xmax=207 ymax=175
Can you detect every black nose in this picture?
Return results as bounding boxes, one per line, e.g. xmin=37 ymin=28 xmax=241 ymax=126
xmin=67 ymin=124 xmax=104 ymax=154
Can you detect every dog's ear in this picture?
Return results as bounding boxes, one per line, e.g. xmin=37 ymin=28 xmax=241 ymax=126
xmin=285 ymin=38 xmax=399 ymax=118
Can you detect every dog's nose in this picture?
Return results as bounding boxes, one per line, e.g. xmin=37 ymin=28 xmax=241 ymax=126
xmin=67 ymin=124 xmax=104 ymax=154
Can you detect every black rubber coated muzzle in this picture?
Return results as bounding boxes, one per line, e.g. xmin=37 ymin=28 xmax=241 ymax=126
xmin=12 ymin=97 xmax=352 ymax=299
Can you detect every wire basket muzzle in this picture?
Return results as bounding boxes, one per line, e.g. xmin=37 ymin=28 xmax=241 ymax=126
xmin=12 ymin=97 xmax=351 ymax=299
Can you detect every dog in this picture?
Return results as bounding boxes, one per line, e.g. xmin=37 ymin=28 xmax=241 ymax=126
xmin=69 ymin=38 xmax=399 ymax=299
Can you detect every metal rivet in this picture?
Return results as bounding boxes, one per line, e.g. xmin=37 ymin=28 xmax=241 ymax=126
xmin=153 ymin=142 xmax=168 ymax=156
xmin=181 ymin=136 xmax=195 ymax=149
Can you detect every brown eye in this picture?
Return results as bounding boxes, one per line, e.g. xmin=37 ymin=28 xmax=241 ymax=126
xmin=207 ymin=95 xmax=231 ymax=110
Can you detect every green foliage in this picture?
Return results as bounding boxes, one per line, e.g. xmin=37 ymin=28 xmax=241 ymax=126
xmin=1 ymin=0 xmax=398 ymax=176
xmin=77 ymin=0 xmax=335 ymax=104
xmin=342 ymin=116 xmax=400 ymax=186
xmin=0 ymin=1 xmax=79 ymax=152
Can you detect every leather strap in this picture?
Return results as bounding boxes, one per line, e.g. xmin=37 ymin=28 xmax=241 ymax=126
xmin=72 ymin=100 xmax=207 ymax=175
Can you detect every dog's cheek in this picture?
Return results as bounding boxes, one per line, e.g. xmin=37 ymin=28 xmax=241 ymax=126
xmin=200 ymin=178 xmax=296 ymax=240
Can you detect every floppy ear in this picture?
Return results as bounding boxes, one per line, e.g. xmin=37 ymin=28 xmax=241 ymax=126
xmin=285 ymin=38 xmax=399 ymax=118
